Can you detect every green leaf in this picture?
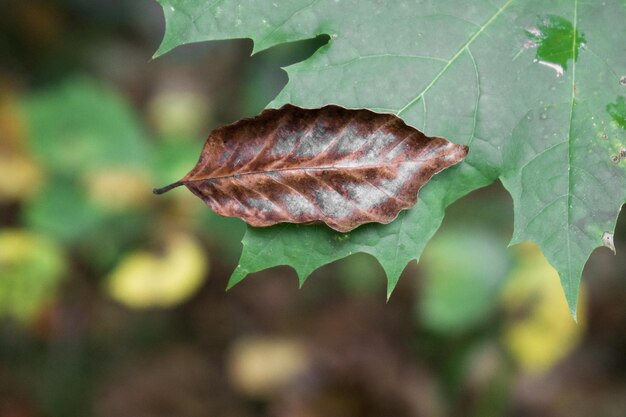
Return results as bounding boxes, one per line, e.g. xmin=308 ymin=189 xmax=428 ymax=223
xmin=24 ymin=76 xmax=151 ymax=177
xmin=24 ymin=177 xmax=109 ymax=244
xmin=0 ymin=230 xmax=67 ymax=322
xmin=156 ymin=0 xmax=626 ymax=315
xmin=23 ymin=77 xmax=154 ymax=251
xmin=419 ymin=228 xmax=511 ymax=333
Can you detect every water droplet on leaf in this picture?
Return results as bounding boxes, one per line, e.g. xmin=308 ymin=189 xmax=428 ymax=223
xmin=526 ymin=15 xmax=585 ymax=77
xmin=534 ymin=59 xmax=564 ymax=77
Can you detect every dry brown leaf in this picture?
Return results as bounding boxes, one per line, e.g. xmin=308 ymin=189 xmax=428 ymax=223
xmin=155 ymin=104 xmax=467 ymax=232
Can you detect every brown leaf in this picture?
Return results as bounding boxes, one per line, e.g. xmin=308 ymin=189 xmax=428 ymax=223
xmin=154 ymin=104 xmax=468 ymax=232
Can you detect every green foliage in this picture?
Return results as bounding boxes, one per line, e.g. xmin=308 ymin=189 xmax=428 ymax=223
xmin=23 ymin=78 xmax=154 ymax=263
xmin=12 ymin=75 xmax=247 ymax=322
xmin=156 ymin=0 xmax=626 ymax=315
xmin=0 ymin=230 xmax=66 ymax=322
xmin=420 ymin=229 xmax=511 ymax=333
xmin=24 ymin=77 xmax=150 ymax=177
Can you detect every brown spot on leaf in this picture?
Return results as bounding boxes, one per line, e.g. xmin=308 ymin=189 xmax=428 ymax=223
xmin=154 ymin=104 xmax=468 ymax=232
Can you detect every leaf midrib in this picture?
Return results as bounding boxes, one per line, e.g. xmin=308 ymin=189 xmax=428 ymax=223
xmin=564 ymin=0 xmax=579 ymax=298
xmin=185 ymin=160 xmax=430 ymax=184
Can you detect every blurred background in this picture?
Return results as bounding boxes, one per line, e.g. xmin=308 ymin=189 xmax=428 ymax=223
xmin=1 ymin=1 xmax=626 ymax=416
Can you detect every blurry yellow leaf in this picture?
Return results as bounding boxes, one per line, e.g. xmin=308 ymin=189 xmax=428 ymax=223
xmin=0 ymin=90 xmax=43 ymax=201
xmin=0 ymin=153 xmax=42 ymax=201
xmin=501 ymin=243 xmax=584 ymax=374
xmin=0 ymin=87 xmax=27 ymax=145
xmin=107 ymin=234 xmax=208 ymax=308
xmin=85 ymin=168 xmax=152 ymax=211
xmin=0 ymin=229 xmax=66 ymax=322
xmin=227 ymin=336 xmax=309 ymax=398
xmin=147 ymin=90 xmax=211 ymax=139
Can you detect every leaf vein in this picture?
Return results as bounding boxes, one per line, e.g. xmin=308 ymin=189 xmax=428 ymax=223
xmin=396 ymin=0 xmax=514 ymax=116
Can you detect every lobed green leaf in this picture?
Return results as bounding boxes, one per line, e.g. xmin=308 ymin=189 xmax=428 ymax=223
xmin=156 ymin=0 xmax=626 ymax=316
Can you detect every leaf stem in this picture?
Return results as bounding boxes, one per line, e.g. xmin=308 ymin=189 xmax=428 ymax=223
xmin=153 ymin=181 xmax=184 ymax=195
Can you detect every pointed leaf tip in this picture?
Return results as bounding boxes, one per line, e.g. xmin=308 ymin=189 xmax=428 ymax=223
xmin=567 ymin=294 xmax=579 ymax=322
